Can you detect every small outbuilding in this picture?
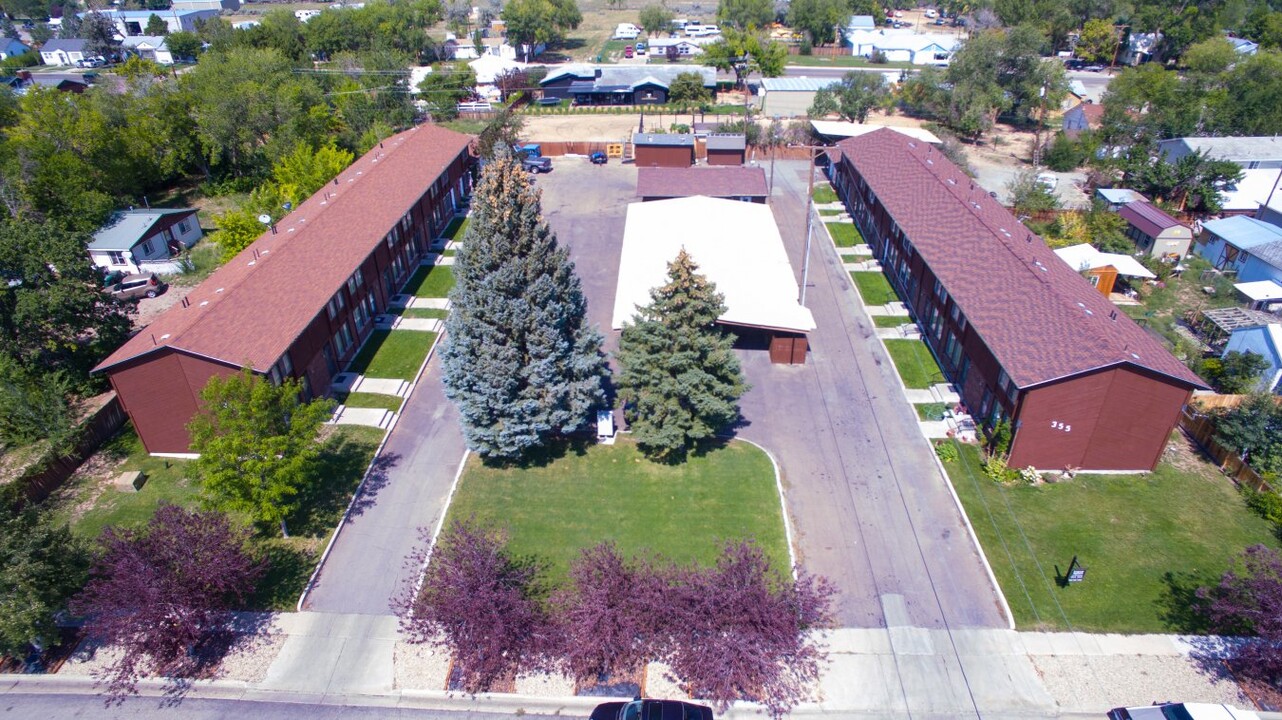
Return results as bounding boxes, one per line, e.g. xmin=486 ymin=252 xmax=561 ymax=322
xmin=636 ymin=166 xmax=768 ymax=203
xmin=704 ymin=133 xmax=746 ymax=165
xmin=1094 ymin=188 xmax=1147 ymax=211
xmin=1222 ymin=323 xmax=1282 ymax=394
xmin=633 ymin=133 xmax=695 ymax=167
xmin=758 ymin=76 xmax=840 ymax=118
xmin=1053 ymin=243 xmax=1155 ymax=296
xmin=1118 ymin=201 xmax=1193 ymax=259
xmin=612 ymin=196 xmax=815 ymax=364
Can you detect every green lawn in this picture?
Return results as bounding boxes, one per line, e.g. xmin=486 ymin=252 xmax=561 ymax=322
xmin=403 ymin=266 xmax=454 ymax=298
xmin=884 ymin=339 xmax=945 ymax=389
xmin=819 ymin=208 xmax=843 ymax=216
xmin=873 ymin=315 xmax=911 ymax=328
xmin=347 ymin=330 xmax=437 ymax=381
xmin=812 ymin=184 xmax=839 ymax=204
xmin=442 ymin=249 xmax=457 ymax=257
xmin=337 ymin=392 xmax=403 ymax=413
xmin=442 ymin=215 xmax=469 ymax=241
xmin=944 ymin=442 xmax=1282 ymax=633
xmin=825 ymin=222 xmax=863 ymax=248
xmin=445 ymin=438 xmax=790 ymax=584
xmin=851 ymin=271 xmax=897 ymax=306
xmin=399 ymin=307 xmax=449 ymax=320
xmin=914 ymin=402 xmax=948 ymax=421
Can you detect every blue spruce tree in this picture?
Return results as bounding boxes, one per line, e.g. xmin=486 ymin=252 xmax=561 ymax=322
xmin=441 ymin=153 xmax=607 ymax=461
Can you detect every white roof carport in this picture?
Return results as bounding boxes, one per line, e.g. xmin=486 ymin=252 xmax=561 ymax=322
xmin=611 ymin=196 xmax=816 ymax=334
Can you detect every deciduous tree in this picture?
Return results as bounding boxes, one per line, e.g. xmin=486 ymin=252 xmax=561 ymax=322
xmin=808 ymin=71 xmax=889 ymax=122
xmin=787 ymin=0 xmax=846 ymax=45
xmin=211 ymin=208 xmax=267 ymax=261
xmin=394 ymin=521 xmax=549 ymax=693
xmin=417 ymin=61 xmax=477 ymax=120
xmin=702 ymin=27 xmax=787 ymax=87
xmin=716 ymin=0 xmax=774 ymax=30
xmin=638 ymin=4 xmax=674 ymax=36
xmin=70 ymin=505 xmax=262 ymax=702
xmin=441 ymin=152 xmax=607 ymax=462
xmin=667 ymin=70 xmax=711 ymax=110
xmin=1202 ymin=351 xmax=1271 ymax=396
xmin=188 ymin=369 xmax=335 ymax=537
xmin=1214 ymin=394 xmax=1282 ymax=475
xmin=1198 ymin=544 xmax=1282 ymax=687
xmin=0 ymin=509 xmax=90 ymax=660
xmin=1006 ymin=170 xmax=1059 ymax=215
xmin=1075 ymin=18 xmax=1117 ymax=63
xmin=615 ymin=249 xmax=746 ymax=462
xmin=165 ymin=30 xmax=202 ymax=61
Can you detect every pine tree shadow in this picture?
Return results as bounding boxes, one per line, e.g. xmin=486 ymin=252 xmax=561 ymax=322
xmin=479 ymin=434 xmax=596 ymax=470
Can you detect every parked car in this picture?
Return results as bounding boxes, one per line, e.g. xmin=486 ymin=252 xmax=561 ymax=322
xmin=589 ymin=151 xmax=607 ymax=165
xmin=590 ymin=699 xmax=713 ymax=720
xmin=523 ymin=156 xmax=552 ymax=173
xmin=1106 ymin=702 xmax=1261 ymax=720
xmin=934 ymin=16 xmax=945 ymax=24
xmin=1082 ymin=63 xmax=1106 ymax=72
xmin=1036 ymin=172 xmax=1059 ymax=191
xmin=109 ymin=273 xmax=166 ymax=300
xmin=624 ymin=45 xmax=634 ymax=58
xmin=924 ymin=8 xmax=937 ymax=17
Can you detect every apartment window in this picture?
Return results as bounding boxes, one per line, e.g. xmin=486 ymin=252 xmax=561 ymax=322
xmin=333 ymin=322 xmax=355 ymax=357
xmin=141 ymin=239 xmax=154 ymax=256
xmin=346 ymin=270 xmax=364 ymax=295
xmin=354 ymin=301 xmax=369 ymax=330
xmin=934 ymin=280 xmax=949 ymax=305
xmin=326 ymin=291 xmax=346 ymax=320
xmin=176 ymin=218 xmax=190 ymax=234
xmin=279 ymin=351 xmax=293 ymax=376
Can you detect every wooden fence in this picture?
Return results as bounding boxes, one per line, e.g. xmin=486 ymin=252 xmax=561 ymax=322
xmin=787 ymin=45 xmax=850 ymax=56
xmin=5 ymin=392 xmax=128 ymax=508
xmin=1178 ymin=404 xmax=1273 ymax=493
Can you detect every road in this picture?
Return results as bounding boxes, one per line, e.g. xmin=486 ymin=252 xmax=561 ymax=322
xmin=781 ymin=65 xmax=1113 ymax=100
xmin=0 ymin=693 xmax=552 ymax=720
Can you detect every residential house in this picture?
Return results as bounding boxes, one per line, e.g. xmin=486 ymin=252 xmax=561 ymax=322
xmin=705 ymin=133 xmax=746 ymax=165
xmin=1053 ymin=243 xmax=1155 ymax=296
xmin=1062 ymin=101 xmax=1103 ymax=135
xmin=846 ymin=15 xmax=876 ymax=31
xmin=1196 ymin=215 xmax=1282 ymax=285
xmin=810 ymin=120 xmax=941 ymax=144
xmin=122 ymin=36 xmax=174 ymax=65
xmin=27 ymin=76 xmax=88 ymax=92
xmin=172 ymin=0 xmax=241 ymax=10
xmin=540 ymin=65 xmax=716 ymax=106
xmin=758 ymin=76 xmax=841 ymax=118
xmin=828 ymin=128 xmax=1207 ymax=471
xmin=1215 ymin=168 xmax=1282 ymax=215
xmin=1094 ymin=188 xmax=1148 ymax=211
xmin=39 ymin=38 xmax=89 ymax=66
xmin=1117 ymin=201 xmax=1193 ymax=259
xmin=634 ymin=133 xmax=695 ymax=167
xmin=92 ymin=125 xmax=476 ymax=455
xmin=636 ymin=166 xmax=768 ymax=203
xmin=1222 ymin=323 xmax=1282 ymax=394
xmin=1157 ymin=136 xmax=1282 ymax=170
xmin=1121 ymin=31 xmax=1160 ymax=65
xmin=1226 ymin=35 xmax=1259 ymax=55
xmin=88 ymin=209 xmax=202 ymax=275
xmin=1234 ymin=279 xmax=1282 ymax=312
xmin=94 ymin=9 xmax=219 ymax=36
xmin=844 ymin=29 xmax=958 ymax=65
xmin=646 ymin=37 xmax=707 ymax=57
xmin=0 ymin=38 xmax=30 ymax=60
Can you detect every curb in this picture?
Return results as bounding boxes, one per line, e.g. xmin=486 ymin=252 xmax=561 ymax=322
xmin=733 ymin=437 xmax=799 ymax=577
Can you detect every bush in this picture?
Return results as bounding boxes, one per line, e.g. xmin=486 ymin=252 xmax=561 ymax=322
xmin=869 ymin=49 xmax=887 ymax=64
xmin=982 ymin=455 xmax=1018 ymax=483
xmin=1243 ymin=488 xmax=1282 ymax=528
xmin=934 ymin=441 xmax=958 ymax=463
xmin=1043 ymin=132 xmax=1089 ymax=172
xmin=799 ymin=38 xmax=812 ymax=55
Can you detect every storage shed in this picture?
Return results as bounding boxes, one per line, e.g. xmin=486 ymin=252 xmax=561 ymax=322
xmin=634 ymin=133 xmax=695 ymax=167
xmin=1118 ymin=201 xmax=1193 ymax=259
xmin=704 ymin=133 xmax=746 ymax=165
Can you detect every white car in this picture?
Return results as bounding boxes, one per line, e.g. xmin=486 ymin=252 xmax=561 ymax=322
xmin=1107 ymin=703 xmax=1261 ymax=720
xmin=924 ymin=9 xmax=937 ymax=17
xmin=1036 ymin=172 xmax=1059 ymax=191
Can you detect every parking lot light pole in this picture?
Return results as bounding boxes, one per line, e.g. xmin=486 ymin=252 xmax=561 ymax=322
xmin=799 ymin=144 xmax=819 ymax=306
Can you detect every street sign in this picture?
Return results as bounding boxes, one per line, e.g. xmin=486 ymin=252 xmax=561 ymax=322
xmin=1067 ymin=555 xmax=1086 ymax=583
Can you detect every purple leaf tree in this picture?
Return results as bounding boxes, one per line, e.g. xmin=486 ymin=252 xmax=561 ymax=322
xmin=551 ymin=542 xmax=666 ymax=682
xmin=70 ymin=505 xmax=262 ymax=703
xmin=394 ymin=521 xmax=550 ymax=693
xmin=665 ymin=541 xmax=835 ymax=719
xmin=1201 ymin=544 xmax=1282 ymax=687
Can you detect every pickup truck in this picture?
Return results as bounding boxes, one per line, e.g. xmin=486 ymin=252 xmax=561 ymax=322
xmin=522 ymin=156 xmax=552 ymax=173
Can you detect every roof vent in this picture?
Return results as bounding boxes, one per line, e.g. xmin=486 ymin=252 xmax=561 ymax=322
xmin=907 ymin=141 xmax=917 ymax=148
xmin=216 ymin=287 xmax=224 ymax=293
xmin=1109 ymin=310 xmax=1118 ymax=320
xmin=160 ymin=333 xmax=170 ymax=339
xmin=1130 ymin=352 xmax=1140 ymax=359
xmin=288 ymin=228 xmax=296 ymax=232
xmin=248 ymin=260 xmax=256 ymax=266
xmin=947 ymin=178 xmax=956 ymax=185
xmin=926 ymin=158 xmax=933 ymax=165
xmin=199 ymin=300 xmax=208 ymax=307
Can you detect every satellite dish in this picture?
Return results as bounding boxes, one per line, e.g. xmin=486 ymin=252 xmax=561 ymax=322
xmin=258 ymin=214 xmax=272 ymax=225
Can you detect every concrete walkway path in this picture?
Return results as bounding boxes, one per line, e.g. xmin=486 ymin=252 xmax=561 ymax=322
xmin=408 ymin=298 xmax=450 ymax=310
xmin=393 ymin=318 xmax=443 ymax=333
xmin=329 ymin=407 xmax=395 ymax=429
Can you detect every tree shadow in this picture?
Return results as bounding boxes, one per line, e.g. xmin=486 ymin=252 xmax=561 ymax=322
xmin=246 ymin=540 xmax=316 ymax=612
xmin=1156 ymin=570 xmax=1217 ymax=635
xmin=286 ymin=434 xmax=400 ymax=538
xmin=479 ymin=434 xmax=596 ymax=470
xmin=347 ymin=451 xmax=401 ymax=519
xmin=156 ymin=612 xmax=278 ymax=707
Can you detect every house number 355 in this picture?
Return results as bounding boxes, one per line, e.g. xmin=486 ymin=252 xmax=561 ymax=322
xmin=1050 ymin=421 xmax=1072 ymax=432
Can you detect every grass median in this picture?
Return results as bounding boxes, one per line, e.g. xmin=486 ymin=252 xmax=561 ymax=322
xmin=348 ymin=330 xmax=437 ymax=381
xmin=884 ymin=339 xmax=945 ymax=389
xmin=404 ymin=265 xmax=455 ymax=298
xmin=851 ymin=270 xmax=897 ymax=306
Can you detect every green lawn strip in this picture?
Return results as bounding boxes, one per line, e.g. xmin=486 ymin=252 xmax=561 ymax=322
xmin=347 ymin=330 xmax=436 ymax=381
xmin=873 ymin=315 xmax=910 ymax=328
xmin=446 ymin=438 xmax=790 ymax=585
xmin=818 ymin=209 xmax=843 ymax=216
xmin=442 ymin=249 xmax=457 ymax=257
xmin=440 ymin=215 xmax=467 ymax=241
xmin=337 ymin=392 xmax=403 ymax=413
xmin=399 ymin=307 xmax=449 ymax=320
xmin=884 ymin=338 xmax=944 ymax=389
xmin=825 ymin=221 xmax=863 ymax=248
xmin=914 ymin=402 xmax=948 ymax=421
xmin=403 ymin=265 xmax=455 ymax=298
xmin=943 ymin=442 xmax=1281 ymax=633
xmin=812 ymin=184 xmax=839 ymax=204
xmin=851 ymin=271 xmax=897 ymax=306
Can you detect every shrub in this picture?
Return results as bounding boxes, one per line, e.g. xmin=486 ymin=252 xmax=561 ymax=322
xmin=1018 ymin=465 xmax=1041 ymax=485
xmin=934 ymin=440 xmax=959 ymax=463
xmin=1243 ymin=488 xmax=1282 ymax=528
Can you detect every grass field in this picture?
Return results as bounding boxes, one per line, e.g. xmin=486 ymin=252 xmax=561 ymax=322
xmin=851 ymin=271 xmax=897 ymax=306
xmin=443 ymin=215 xmax=469 ymax=241
xmin=348 ymin=330 xmax=436 ymax=381
xmin=403 ymin=265 xmax=455 ymax=298
xmin=873 ymin=315 xmax=911 ymax=328
xmin=399 ymin=307 xmax=449 ymax=320
xmin=813 ymin=184 xmax=839 ymax=204
xmin=819 ymin=208 xmax=843 ymax=216
xmin=338 ymin=392 xmax=404 ymax=413
xmin=884 ymin=339 xmax=945 ymax=389
xmin=825 ymin=222 xmax=863 ymax=248
xmin=914 ymin=402 xmax=948 ymax=421
xmin=944 ymin=441 xmax=1282 ymax=633
xmin=445 ymin=438 xmax=790 ymax=584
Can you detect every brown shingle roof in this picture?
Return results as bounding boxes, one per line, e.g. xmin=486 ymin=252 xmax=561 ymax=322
xmin=1118 ymin=200 xmax=1188 ymax=238
xmin=835 ymin=129 xmax=1206 ymax=390
xmin=636 ymin=166 xmax=768 ymax=199
xmin=94 ymin=125 xmax=472 ymax=374
xmin=1071 ymin=101 xmax=1105 ymax=126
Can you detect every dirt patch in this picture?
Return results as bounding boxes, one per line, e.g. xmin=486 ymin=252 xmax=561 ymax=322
xmin=132 ymin=284 xmax=195 ymax=329
xmin=523 ymin=113 xmax=644 ymax=142
xmin=46 ymin=442 xmax=128 ymax=526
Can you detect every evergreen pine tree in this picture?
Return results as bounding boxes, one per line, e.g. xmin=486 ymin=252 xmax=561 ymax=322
xmin=441 ymin=152 xmax=607 ymax=461
xmin=615 ymin=249 xmax=746 ymax=462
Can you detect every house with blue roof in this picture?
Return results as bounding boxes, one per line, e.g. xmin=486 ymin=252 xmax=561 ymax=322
xmin=1223 ymin=323 xmax=1282 ymax=394
xmin=88 ymin=209 xmax=202 ymax=276
xmin=1196 ymin=215 xmax=1282 ymax=284
xmin=0 ymin=38 xmax=30 ymax=61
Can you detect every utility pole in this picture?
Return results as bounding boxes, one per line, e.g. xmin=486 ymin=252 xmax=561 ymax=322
xmin=800 ymin=145 xmax=818 ymax=306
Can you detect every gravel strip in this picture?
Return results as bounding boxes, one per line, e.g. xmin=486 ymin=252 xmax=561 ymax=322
xmin=1033 ymin=654 xmax=1251 ymax=713
xmin=394 ymin=641 xmax=450 ymax=691
xmin=514 ymin=670 xmax=576 ymax=697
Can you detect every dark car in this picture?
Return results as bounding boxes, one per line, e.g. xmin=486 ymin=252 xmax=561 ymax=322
xmin=1082 ymin=63 xmax=1106 ymax=72
xmin=109 ymin=273 xmax=166 ymax=300
xmin=522 ymin=155 xmax=552 ymax=173
xmin=590 ymin=151 xmax=607 ymax=165
xmin=590 ymin=699 xmax=713 ymax=720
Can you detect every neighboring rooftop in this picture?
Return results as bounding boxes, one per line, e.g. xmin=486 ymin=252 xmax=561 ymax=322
xmin=88 ymin=209 xmax=197 ymax=251
xmin=95 ymin=125 xmax=472 ymax=374
xmin=847 ymin=14 xmax=876 ymax=29
xmin=541 ymin=64 xmax=716 ymax=89
xmin=1158 ymin=136 xmax=1282 ymax=163
xmin=760 ymin=77 xmax=841 ymax=92
xmin=1235 ymin=279 xmax=1282 ymax=303
xmin=1202 ymin=214 xmax=1282 ymax=250
xmin=1096 ymin=188 xmax=1148 ymax=205
xmin=810 ymin=120 xmax=941 ymax=144
xmin=705 ymin=133 xmax=746 ymax=151
xmin=835 ymin=128 xmax=1205 ymax=390
xmin=1053 ymin=243 xmax=1156 ymax=279
xmin=1118 ymin=201 xmax=1187 ymax=237
xmin=612 ymin=196 xmax=816 ymax=334
xmin=634 ymin=133 xmax=695 ymax=147
xmin=40 ymin=38 xmax=87 ymax=53
xmin=636 ymin=166 xmax=768 ymax=199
